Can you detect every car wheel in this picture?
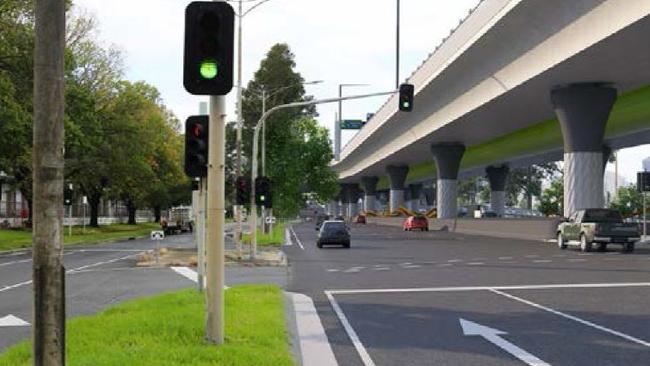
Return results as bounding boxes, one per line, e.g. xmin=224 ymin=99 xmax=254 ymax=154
xmin=403 ymin=227 xmax=407 ymax=231
xmin=425 ymin=227 xmax=429 ymax=232
xmin=623 ymin=242 xmax=635 ymax=253
xmin=343 ymin=242 xmax=350 ymax=248
xmin=557 ymin=233 xmax=567 ymax=249
xmin=317 ymin=242 xmax=323 ymax=249
xmin=597 ymin=243 xmax=607 ymax=252
xmin=580 ymin=234 xmax=592 ymax=252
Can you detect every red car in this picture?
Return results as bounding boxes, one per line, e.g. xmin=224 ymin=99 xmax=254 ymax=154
xmin=403 ymin=215 xmax=429 ymax=231
xmin=355 ymin=215 xmax=367 ymax=224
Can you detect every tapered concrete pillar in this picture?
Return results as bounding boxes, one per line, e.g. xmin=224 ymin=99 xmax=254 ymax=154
xmin=486 ymin=165 xmax=509 ymax=217
xmin=361 ymin=176 xmax=379 ymax=213
xmin=408 ymin=184 xmax=423 ymax=213
xmin=386 ymin=165 xmax=409 ymax=213
xmin=340 ymin=183 xmax=359 ymax=219
xmin=430 ymin=144 xmax=465 ymax=219
xmin=551 ymin=83 xmax=617 ymax=217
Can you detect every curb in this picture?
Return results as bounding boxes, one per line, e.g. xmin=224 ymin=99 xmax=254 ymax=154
xmin=0 ymin=234 xmax=152 ymax=255
xmin=284 ymin=292 xmax=338 ymax=366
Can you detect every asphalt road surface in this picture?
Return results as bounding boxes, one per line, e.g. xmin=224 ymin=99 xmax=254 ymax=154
xmin=284 ymin=222 xmax=650 ymax=366
xmin=0 ymin=230 xmax=287 ymax=353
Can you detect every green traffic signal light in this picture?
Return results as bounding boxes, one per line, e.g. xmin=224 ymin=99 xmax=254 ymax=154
xmin=200 ymin=60 xmax=218 ymax=79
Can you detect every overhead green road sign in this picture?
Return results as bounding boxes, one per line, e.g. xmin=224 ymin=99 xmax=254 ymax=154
xmin=340 ymin=119 xmax=365 ymax=130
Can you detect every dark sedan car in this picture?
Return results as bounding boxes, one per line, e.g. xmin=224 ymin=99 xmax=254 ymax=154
xmin=317 ymin=220 xmax=351 ymax=248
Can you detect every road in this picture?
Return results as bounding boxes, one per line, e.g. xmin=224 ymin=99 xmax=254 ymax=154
xmin=284 ymin=222 xmax=650 ymax=366
xmin=0 ymin=230 xmax=287 ymax=353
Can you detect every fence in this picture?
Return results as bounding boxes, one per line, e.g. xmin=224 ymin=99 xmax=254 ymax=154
xmin=1 ymin=200 xmax=156 ymax=229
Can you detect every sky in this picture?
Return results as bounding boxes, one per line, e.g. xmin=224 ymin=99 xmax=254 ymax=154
xmin=74 ymin=0 xmax=650 ymax=183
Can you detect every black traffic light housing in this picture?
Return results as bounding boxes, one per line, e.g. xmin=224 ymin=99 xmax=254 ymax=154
xmin=64 ymin=185 xmax=73 ymax=206
xmin=236 ymin=176 xmax=251 ymax=205
xmin=184 ymin=1 xmax=235 ymax=95
xmin=184 ymin=116 xmax=209 ymax=177
xmin=399 ymin=83 xmax=414 ymax=112
xmin=255 ymin=176 xmax=272 ymax=208
xmin=638 ymin=172 xmax=650 ymax=192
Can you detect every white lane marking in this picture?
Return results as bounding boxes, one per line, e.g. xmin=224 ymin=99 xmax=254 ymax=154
xmin=400 ymin=262 xmax=412 ymax=266
xmin=490 ymin=289 xmax=650 ymax=348
xmin=0 ymin=314 xmax=30 ymax=327
xmin=467 ymin=262 xmax=484 ymax=266
xmin=327 ymin=269 xmax=340 ymax=272
xmin=289 ymin=226 xmax=305 ymax=250
xmin=447 ymin=259 xmax=463 ymax=263
xmin=0 ymin=259 xmax=32 ymax=267
xmin=325 ymin=291 xmax=376 ymax=366
xmin=343 ymin=268 xmax=361 ymax=273
xmin=292 ymin=293 xmax=339 ymax=366
xmin=460 ymin=318 xmax=551 ymax=366
xmin=568 ymin=259 xmax=587 ymax=262
xmin=498 ymin=257 xmax=514 ymax=260
xmin=170 ymin=267 xmax=229 ymax=289
xmin=436 ymin=263 xmax=453 ymax=267
xmin=326 ymin=282 xmax=650 ymax=295
xmin=373 ymin=267 xmax=390 ymax=271
xmin=552 ymin=254 xmax=566 ymax=258
xmin=171 ymin=266 xmax=198 ymax=283
xmin=525 ymin=255 xmax=540 ymax=258
xmin=0 ymin=253 xmax=141 ymax=293
xmin=533 ymin=260 xmax=552 ymax=263
xmin=403 ymin=265 xmax=421 ymax=269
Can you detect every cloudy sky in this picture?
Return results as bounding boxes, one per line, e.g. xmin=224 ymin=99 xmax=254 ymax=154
xmin=74 ymin=0 xmax=650 ymax=183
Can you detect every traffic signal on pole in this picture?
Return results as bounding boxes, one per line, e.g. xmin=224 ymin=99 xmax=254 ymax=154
xmin=236 ymin=176 xmax=251 ymax=205
xmin=184 ymin=116 xmax=209 ymax=177
xmin=64 ymin=185 xmax=73 ymax=206
xmin=183 ymin=1 xmax=235 ymax=95
xmin=638 ymin=172 xmax=650 ymax=192
xmin=255 ymin=176 xmax=272 ymax=208
xmin=399 ymin=83 xmax=414 ymax=112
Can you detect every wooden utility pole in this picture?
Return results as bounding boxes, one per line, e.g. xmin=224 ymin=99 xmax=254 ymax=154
xmin=32 ymin=0 xmax=66 ymax=365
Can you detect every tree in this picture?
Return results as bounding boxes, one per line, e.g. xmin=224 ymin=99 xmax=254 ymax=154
xmin=610 ymin=185 xmax=644 ymax=218
xmin=236 ymin=44 xmax=336 ymax=216
xmin=538 ymin=177 xmax=563 ymax=216
xmin=506 ymin=163 xmax=560 ymax=209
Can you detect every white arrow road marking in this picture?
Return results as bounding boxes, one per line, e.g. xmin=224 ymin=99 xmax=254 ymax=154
xmin=170 ymin=267 xmax=229 ymax=290
xmin=0 ymin=315 xmax=30 ymax=327
xmin=460 ymin=318 xmax=551 ymax=366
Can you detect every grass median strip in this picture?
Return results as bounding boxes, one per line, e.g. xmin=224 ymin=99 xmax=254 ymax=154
xmin=243 ymin=221 xmax=286 ymax=246
xmin=0 ymin=222 xmax=160 ymax=252
xmin=0 ymin=285 xmax=294 ymax=366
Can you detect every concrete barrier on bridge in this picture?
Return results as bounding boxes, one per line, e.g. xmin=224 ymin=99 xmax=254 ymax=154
xmin=367 ymin=217 xmax=563 ymax=242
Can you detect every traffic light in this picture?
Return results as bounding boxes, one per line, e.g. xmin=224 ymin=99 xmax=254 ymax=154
xmin=64 ymin=185 xmax=73 ymax=206
xmin=183 ymin=1 xmax=235 ymax=95
xmin=184 ymin=116 xmax=209 ymax=177
xmin=255 ymin=176 xmax=272 ymax=208
xmin=236 ymin=176 xmax=251 ymax=205
xmin=638 ymin=172 xmax=650 ymax=192
xmin=399 ymin=83 xmax=414 ymax=112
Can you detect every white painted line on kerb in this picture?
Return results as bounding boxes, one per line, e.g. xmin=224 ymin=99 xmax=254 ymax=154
xmin=490 ymin=289 xmax=650 ymax=348
xmin=325 ymin=291 xmax=376 ymax=366
xmin=293 ymin=293 xmax=339 ymax=366
xmin=289 ymin=226 xmax=305 ymax=250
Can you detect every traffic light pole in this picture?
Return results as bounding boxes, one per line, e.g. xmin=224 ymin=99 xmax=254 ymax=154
xmin=250 ymin=89 xmax=398 ymax=256
xmin=205 ymin=95 xmax=226 ymax=344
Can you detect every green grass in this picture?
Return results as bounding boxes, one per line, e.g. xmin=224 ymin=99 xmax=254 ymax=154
xmin=243 ymin=222 xmax=286 ymax=246
xmin=0 ymin=285 xmax=294 ymax=366
xmin=0 ymin=222 xmax=160 ymax=252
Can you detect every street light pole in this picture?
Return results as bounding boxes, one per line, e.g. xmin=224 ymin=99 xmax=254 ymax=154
xmin=250 ymin=89 xmax=398 ymax=257
xmin=336 ymin=83 xmax=369 ymax=161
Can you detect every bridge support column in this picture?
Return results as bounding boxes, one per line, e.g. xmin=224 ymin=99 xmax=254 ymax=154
xmin=408 ymin=184 xmax=423 ymax=213
xmin=340 ymin=183 xmax=360 ymax=219
xmin=361 ymin=176 xmax=379 ymax=213
xmin=386 ymin=165 xmax=409 ymax=213
xmin=551 ymin=83 xmax=617 ymax=217
xmin=486 ymin=165 xmax=509 ymax=217
xmin=430 ymin=144 xmax=465 ymax=219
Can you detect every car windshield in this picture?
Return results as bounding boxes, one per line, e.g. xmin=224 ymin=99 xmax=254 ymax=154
xmin=322 ymin=222 xmax=346 ymax=232
xmin=583 ymin=209 xmax=623 ymax=223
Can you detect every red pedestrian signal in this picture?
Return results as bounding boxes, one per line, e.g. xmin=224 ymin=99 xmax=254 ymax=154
xmin=184 ymin=116 xmax=209 ymax=177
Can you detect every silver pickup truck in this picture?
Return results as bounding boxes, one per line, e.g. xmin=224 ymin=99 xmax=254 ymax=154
xmin=557 ymin=209 xmax=640 ymax=252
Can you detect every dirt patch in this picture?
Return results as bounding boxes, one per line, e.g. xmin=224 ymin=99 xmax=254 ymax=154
xmin=137 ymin=246 xmax=286 ymax=267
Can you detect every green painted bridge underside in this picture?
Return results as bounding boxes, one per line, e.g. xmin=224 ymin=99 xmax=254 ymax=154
xmin=374 ymin=84 xmax=650 ymax=190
